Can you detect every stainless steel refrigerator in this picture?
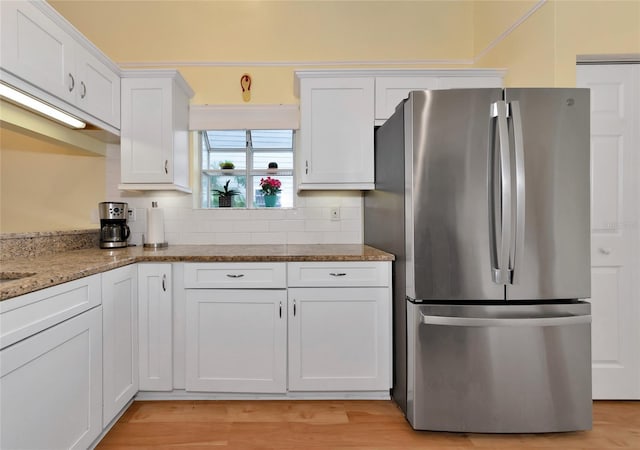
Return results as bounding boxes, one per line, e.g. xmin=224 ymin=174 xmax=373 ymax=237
xmin=364 ymin=88 xmax=592 ymax=433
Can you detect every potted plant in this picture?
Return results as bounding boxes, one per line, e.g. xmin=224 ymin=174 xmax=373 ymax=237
xmin=259 ymin=177 xmax=281 ymax=207
xmin=219 ymin=160 xmax=235 ymax=170
xmin=212 ymin=180 xmax=239 ymax=207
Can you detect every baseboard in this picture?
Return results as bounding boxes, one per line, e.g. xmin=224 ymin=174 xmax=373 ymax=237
xmin=134 ymin=389 xmax=391 ymax=401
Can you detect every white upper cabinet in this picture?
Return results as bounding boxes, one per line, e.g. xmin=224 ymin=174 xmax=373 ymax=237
xmin=295 ymin=69 xmax=504 ymax=190
xmin=374 ymin=76 xmax=440 ymax=122
xmin=74 ymin=46 xmax=121 ymax=129
xmin=374 ymin=70 xmax=504 ymax=123
xmin=0 ymin=0 xmax=121 ymax=131
xmin=297 ymin=75 xmax=375 ymax=190
xmin=120 ymin=70 xmax=193 ymax=192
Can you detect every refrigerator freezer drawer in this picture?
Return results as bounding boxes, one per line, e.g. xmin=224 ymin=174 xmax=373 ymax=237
xmin=407 ymin=302 xmax=592 ymax=433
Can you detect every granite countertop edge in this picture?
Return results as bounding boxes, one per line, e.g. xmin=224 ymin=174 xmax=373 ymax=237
xmin=0 ymin=244 xmax=394 ymax=301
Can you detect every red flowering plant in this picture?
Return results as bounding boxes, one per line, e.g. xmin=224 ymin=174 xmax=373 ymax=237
xmin=259 ymin=177 xmax=282 ymax=195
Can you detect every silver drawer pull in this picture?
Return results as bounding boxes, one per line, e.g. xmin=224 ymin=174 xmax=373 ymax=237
xmin=421 ymin=313 xmax=591 ymax=328
xmin=329 ymin=272 xmax=347 ymax=277
xmin=226 ymin=274 xmax=245 ymax=278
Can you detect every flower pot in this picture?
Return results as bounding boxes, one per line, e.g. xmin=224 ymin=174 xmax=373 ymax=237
xmin=264 ymin=194 xmax=277 ymax=207
xmin=218 ymin=196 xmax=232 ymax=208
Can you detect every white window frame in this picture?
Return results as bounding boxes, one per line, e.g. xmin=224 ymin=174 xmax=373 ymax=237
xmin=199 ymin=130 xmax=295 ymax=209
xmin=189 ymin=105 xmax=300 ymax=210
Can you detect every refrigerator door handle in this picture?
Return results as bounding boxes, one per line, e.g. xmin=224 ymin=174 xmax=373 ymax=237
xmin=421 ymin=313 xmax=591 ymax=328
xmin=490 ymin=101 xmax=512 ymax=285
xmin=509 ymin=101 xmax=526 ymax=282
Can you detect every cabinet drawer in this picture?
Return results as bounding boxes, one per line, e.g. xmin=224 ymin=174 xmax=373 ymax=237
xmin=0 ymin=274 xmax=101 ymax=349
xmin=184 ymin=263 xmax=286 ymax=289
xmin=287 ymin=262 xmax=390 ymax=287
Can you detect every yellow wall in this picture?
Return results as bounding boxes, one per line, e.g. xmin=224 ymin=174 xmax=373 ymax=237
xmin=475 ymin=0 xmax=640 ymax=87
xmin=49 ymin=0 xmax=474 ymax=104
xmin=0 ymin=125 xmax=105 ymax=233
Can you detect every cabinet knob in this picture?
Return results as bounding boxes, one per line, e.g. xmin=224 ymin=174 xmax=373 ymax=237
xmin=68 ymin=73 xmax=75 ymax=92
xmin=165 ymin=160 xmax=169 ymax=174
xmin=226 ymin=274 xmax=245 ymax=278
xmin=329 ymin=272 xmax=347 ymax=277
xmin=162 ymin=274 xmax=167 ymax=291
xmin=293 ymin=299 xmax=297 ymax=316
xmin=279 ymin=301 xmax=282 ymax=318
xmin=80 ymin=81 xmax=86 ymax=99
xmin=305 ymin=160 xmax=309 ymax=175
xmin=598 ymin=247 xmax=612 ymax=255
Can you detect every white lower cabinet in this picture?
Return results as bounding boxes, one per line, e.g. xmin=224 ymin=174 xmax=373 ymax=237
xmin=0 ymin=306 xmax=103 ymax=450
xmin=185 ymin=289 xmax=287 ymax=393
xmin=288 ymin=287 xmax=390 ymax=391
xmin=102 ymin=265 xmax=138 ymax=427
xmin=183 ymin=261 xmax=392 ymax=395
xmin=138 ymin=263 xmax=173 ymax=391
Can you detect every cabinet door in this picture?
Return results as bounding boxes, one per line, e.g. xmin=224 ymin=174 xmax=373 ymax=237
xmin=121 ymin=77 xmax=174 ymax=183
xmin=299 ymin=77 xmax=375 ymax=189
xmin=76 ymin=47 xmax=121 ymax=128
xmin=0 ymin=307 xmax=102 ymax=450
xmin=0 ymin=0 xmax=75 ymax=104
xmin=138 ymin=263 xmax=173 ymax=391
xmin=288 ymin=287 xmax=391 ymax=391
xmin=185 ymin=289 xmax=287 ymax=393
xmin=102 ymin=265 xmax=138 ymax=426
xmin=375 ymin=76 xmax=439 ymax=120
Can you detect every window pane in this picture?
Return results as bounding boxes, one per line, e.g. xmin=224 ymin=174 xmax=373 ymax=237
xmin=199 ymin=129 xmax=294 ymax=209
xmin=205 ymin=130 xmax=246 ymax=148
xmin=209 ymin=175 xmax=247 ymax=208
xmin=208 ymin=151 xmax=246 ymax=170
xmin=252 ymin=151 xmax=293 ymax=171
xmin=250 ymin=130 xmax=293 ymax=149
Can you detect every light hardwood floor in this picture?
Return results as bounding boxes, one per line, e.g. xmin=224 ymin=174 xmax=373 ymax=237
xmin=97 ymin=400 xmax=639 ymax=449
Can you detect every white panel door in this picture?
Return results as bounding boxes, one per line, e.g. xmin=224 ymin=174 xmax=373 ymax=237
xmin=577 ymin=63 xmax=640 ymax=399
xmin=138 ymin=263 xmax=173 ymax=391
xmin=0 ymin=0 xmax=76 ymax=104
xmin=121 ymin=78 xmax=173 ymax=183
xmin=76 ymin=46 xmax=121 ymax=128
xmin=299 ymin=77 xmax=375 ymax=188
xmin=288 ymin=287 xmax=391 ymax=391
xmin=102 ymin=265 xmax=138 ymax=426
xmin=185 ymin=289 xmax=287 ymax=393
xmin=0 ymin=307 xmax=102 ymax=450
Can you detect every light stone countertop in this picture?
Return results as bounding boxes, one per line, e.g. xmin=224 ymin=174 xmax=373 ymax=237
xmin=0 ymin=244 xmax=394 ymax=301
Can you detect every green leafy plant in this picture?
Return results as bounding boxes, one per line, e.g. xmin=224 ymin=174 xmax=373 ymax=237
xmin=212 ymin=180 xmax=240 ymax=198
xmin=219 ymin=160 xmax=235 ymax=169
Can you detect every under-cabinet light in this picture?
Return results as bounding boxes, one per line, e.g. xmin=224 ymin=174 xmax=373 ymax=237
xmin=0 ymin=82 xmax=86 ymax=129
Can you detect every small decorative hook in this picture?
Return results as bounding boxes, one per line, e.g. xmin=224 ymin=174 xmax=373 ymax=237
xmin=241 ymin=74 xmax=252 ymax=102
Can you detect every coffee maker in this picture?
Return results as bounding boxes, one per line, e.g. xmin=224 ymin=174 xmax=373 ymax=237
xmin=99 ymin=202 xmax=130 ymax=249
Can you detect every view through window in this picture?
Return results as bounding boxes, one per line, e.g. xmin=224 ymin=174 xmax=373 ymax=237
xmin=200 ymin=130 xmax=294 ymax=209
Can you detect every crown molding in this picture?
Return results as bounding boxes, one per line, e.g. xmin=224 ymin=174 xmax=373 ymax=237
xmin=473 ymin=0 xmax=547 ymax=64
xmin=118 ymin=58 xmax=475 ymax=69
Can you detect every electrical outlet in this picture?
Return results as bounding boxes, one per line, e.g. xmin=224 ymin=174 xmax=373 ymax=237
xmin=128 ymin=209 xmax=136 ymax=222
xmin=330 ymin=207 xmax=340 ymax=221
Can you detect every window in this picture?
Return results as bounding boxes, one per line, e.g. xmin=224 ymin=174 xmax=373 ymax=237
xmin=199 ymin=129 xmax=294 ymax=209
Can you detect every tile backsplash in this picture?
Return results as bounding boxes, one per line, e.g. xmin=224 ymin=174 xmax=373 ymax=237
xmin=105 ymin=145 xmax=363 ymax=246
